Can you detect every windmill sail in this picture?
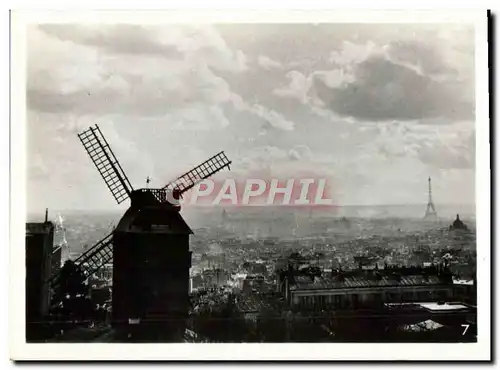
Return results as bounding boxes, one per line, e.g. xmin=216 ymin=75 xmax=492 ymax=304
xmin=49 ymin=232 xmax=114 ymax=291
xmin=78 ymin=125 xmax=133 ymax=204
xmin=73 ymin=232 xmax=114 ymax=279
xmin=164 ymin=151 xmax=231 ymax=195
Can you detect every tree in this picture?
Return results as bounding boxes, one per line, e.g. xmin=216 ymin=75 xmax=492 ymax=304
xmin=288 ymin=252 xmax=305 ymax=268
xmin=52 ymin=260 xmax=87 ymax=303
xmin=50 ymin=260 xmax=95 ymax=330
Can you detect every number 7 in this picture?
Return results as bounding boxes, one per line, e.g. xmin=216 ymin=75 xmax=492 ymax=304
xmin=461 ymin=324 xmax=470 ymax=335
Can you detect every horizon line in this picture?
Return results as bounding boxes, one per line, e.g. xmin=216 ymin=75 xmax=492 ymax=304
xmin=27 ymin=202 xmax=477 ymax=214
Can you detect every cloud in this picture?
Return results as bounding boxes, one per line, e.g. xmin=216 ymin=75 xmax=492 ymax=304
xmin=253 ymin=146 xmax=289 ymax=161
xmin=236 ymin=145 xmax=314 ymax=173
xmin=312 ymin=55 xmax=474 ymax=121
xmin=29 ymin=153 xmax=50 ymax=180
xmin=272 ymin=66 xmax=355 ymax=107
xmin=38 ymin=24 xmax=183 ymax=58
xmin=323 ymin=37 xmax=474 ymax=122
xmin=28 ymin=63 xmax=242 ymax=127
xmin=288 ymin=145 xmax=312 ymax=161
xmin=166 ymin=104 xmax=230 ymax=131
xmin=359 ymin=120 xmax=476 ymax=169
xmin=234 ymin=146 xmax=286 ymax=173
xmin=252 ymin=104 xmax=294 ymax=131
xmin=38 ymin=24 xmax=248 ymax=73
xmin=417 ymin=129 xmax=475 ymax=169
xmin=257 ymin=55 xmax=282 ymax=69
xmin=314 ymin=69 xmax=355 ymax=89
xmin=387 ymin=40 xmax=450 ymax=77
xmin=28 ymin=25 xmax=297 ymax=135
xmin=28 ymin=27 xmax=242 ymax=113
xmin=329 ymin=40 xmax=384 ymax=67
xmin=273 ymin=70 xmax=312 ymax=103
xmin=269 ymin=36 xmax=474 ymax=124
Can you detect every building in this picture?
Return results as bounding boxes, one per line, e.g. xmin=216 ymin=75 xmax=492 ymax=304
xmin=200 ymin=268 xmax=230 ymax=288
xmin=450 ymin=214 xmax=469 ymax=231
xmin=189 ymin=274 xmax=204 ymax=293
xmin=25 ymin=215 xmax=54 ymax=340
xmin=453 ymin=278 xmax=476 ymax=305
xmin=276 ymin=264 xmax=478 ymax=341
xmin=51 ymin=245 xmax=62 ymax=279
xmin=112 ymin=190 xmax=193 ymax=341
xmin=228 ymin=272 xmax=248 ymax=292
xmin=235 ymin=294 xmax=273 ymax=322
xmin=281 ymin=265 xmax=455 ymax=310
xmin=242 ymin=274 xmax=266 ymax=294
xmin=387 ymin=300 xmax=477 ymax=339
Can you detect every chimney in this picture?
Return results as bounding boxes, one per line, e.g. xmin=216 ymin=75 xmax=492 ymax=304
xmin=44 ymin=208 xmax=48 ymax=223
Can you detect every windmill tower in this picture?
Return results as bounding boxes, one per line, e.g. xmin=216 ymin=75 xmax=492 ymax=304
xmin=49 ymin=124 xmax=231 ymax=340
xmin=424 ymin=176 xmax=438 ymax=221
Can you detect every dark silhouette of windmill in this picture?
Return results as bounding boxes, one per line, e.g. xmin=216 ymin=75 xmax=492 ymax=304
xmin=50 ymin=124 xmax=231 ymax=339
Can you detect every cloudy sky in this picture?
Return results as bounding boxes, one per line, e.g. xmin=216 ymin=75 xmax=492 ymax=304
xmin=26 ymin=23 xmax=476 ymax=212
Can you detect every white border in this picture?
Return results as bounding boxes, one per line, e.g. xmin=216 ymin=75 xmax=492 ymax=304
xmin=9 ymin=9 xmax=490 ymax=361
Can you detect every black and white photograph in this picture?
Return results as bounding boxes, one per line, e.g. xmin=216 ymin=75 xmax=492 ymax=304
xmin=9 ymin=9 xmax=490 ymax=361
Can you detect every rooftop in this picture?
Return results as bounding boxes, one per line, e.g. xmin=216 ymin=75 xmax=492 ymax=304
xmin=453 ymin=279 xmax=474 ymax=286
xmin=291 ymin=274 xmax=448 ymax=291
xmin=418 ymin=302 xmax=468 ymax=312
xmin=236 ymin=295 xmax=272 ymax=313
xmin=401 ymin=319 xmax=444 ymax=332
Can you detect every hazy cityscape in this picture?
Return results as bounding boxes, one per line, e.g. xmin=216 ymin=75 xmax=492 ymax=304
xmin=26 ymin=202 xmax=477 ymax=343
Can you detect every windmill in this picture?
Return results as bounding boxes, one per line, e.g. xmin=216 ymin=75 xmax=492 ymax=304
xmin=50 ymin=124 xmax=231 ymax=337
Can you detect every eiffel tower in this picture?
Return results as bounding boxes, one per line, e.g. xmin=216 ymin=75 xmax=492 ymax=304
xmin=424 ymin=176 xmax=438 ymax=220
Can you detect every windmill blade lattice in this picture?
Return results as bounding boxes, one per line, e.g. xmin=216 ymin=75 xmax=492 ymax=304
xmin=78 ymin=125 xmax=133 ymax=204
xmin=73 ymin=231 xmax=114 ymax=280
xmin=49 ymin=231 xmax=113 ymax=292
xmin=163 ymin=151 xmax=231 ymax=195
